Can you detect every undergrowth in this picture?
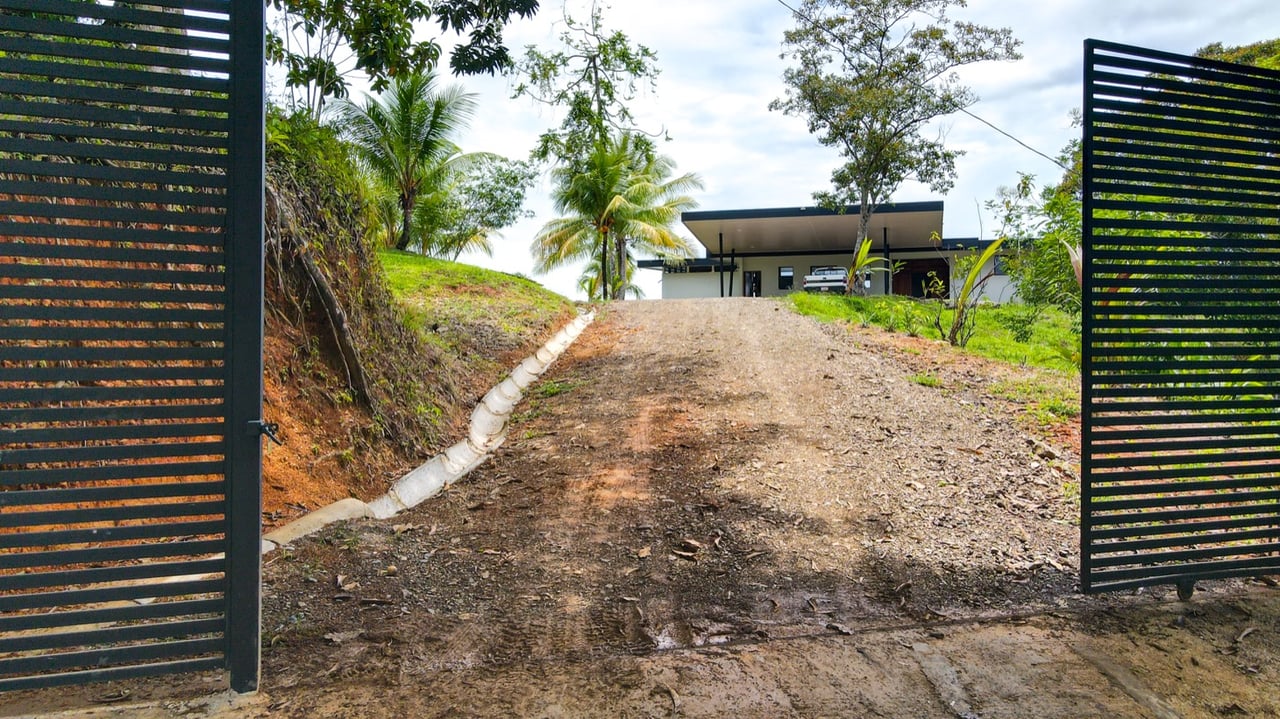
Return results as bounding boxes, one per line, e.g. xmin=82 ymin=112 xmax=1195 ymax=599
xmin=265 ymin=108 xmax=460 ymax=456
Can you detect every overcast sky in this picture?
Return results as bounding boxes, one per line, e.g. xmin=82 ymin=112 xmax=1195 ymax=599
xmin=427 ymin=0 xmax=1280 ymax=299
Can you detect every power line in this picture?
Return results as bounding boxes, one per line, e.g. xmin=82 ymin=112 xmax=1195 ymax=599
xmin=772 ymin=0 xmax=1070 ymax=172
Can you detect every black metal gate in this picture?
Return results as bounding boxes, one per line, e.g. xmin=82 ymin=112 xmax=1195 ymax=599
xmin=1081 ymin=40 xmax=1280 ymax=595
xmin=0 ymin=0 xmax=264 ymax=691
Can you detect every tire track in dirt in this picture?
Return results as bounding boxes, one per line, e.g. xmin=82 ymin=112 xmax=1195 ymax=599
xmin=239 ymin=298 xmax=1280 ymax=718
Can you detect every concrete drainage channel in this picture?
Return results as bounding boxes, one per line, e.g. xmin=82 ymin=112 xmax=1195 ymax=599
xmin=261 ymin=311 xmax=596 ymax=552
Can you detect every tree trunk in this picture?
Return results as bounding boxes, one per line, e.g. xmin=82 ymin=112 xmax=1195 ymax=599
xmin=615 ymin=235 xmax=627 ymax=300
xmin=599 ymin=228 xmax=611 ymax=301
xmin=848 ymin=190 xmax=874 ymax=296
xmin=395 ymin=192 xmax=414 ymax=251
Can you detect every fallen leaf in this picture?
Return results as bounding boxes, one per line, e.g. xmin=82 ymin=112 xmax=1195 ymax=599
xmin=671 ymin=549 xmax=698 ymax=561
xmin=391 ymin=523 xmax=417 ymax=535
xmin=636 ymin=546 xmax=652 ymax=559
xmin=324 ymin=630 xmax=361 ymax=645
xmin=336 ymin=574 xmax=360 ymax=591
xmin=1235 ymin=626 xmax=1257 ymax=644
xmin=93 ymin=690 xmax=131 ymax=704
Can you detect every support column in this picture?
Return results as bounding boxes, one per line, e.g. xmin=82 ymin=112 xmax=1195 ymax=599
xmin=883 ymin=226 xmax=891 ymax=295
xmin=226 ymin=0 xmax=266 ymax=693
xmin=718 ymin=232 xmax=725 ymax=298
xmin=729 ymin=249 xmax=736 ymax=296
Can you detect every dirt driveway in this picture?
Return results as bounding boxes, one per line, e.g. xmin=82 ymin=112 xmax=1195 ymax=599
xmin=9 ymin=298 xmax=1279 ymax=718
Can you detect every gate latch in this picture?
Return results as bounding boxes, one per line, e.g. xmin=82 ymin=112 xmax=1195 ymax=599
xmin=252 ymin=420 xmax=283 ymax=446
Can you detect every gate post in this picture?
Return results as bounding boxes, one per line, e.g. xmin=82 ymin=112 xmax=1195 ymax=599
xmin=225 ymin=0 xmax=266 ymax=693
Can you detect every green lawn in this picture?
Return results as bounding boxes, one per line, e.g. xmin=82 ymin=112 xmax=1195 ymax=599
xmin=377 ymin=249 xmax=576 ymax=365
xmin=789 ymin=292 xmax=1080 ymax=375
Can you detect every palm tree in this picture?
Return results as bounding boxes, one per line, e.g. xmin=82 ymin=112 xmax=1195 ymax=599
xmin=576 ymin=251 xmax=646 ymax=301
xmin=532 ymin=132 xmax=702 ymax=300
xmin=330 ymin=72 xmax=478 ymax=252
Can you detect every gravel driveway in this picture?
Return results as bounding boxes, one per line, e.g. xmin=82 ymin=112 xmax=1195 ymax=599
xmin=11 ymin=298 xmax=1276 ymax=718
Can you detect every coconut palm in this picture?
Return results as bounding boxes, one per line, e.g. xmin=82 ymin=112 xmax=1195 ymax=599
xmin=533 ymin=132 xmax=702 ymax=300
xmin=576 ymin=252 xmax=646 ymax=301
xmin=330 ymin=71 xmax=478 ymax=252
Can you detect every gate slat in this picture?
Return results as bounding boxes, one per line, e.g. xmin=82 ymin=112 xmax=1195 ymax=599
xmin=0 ymin=558 xmax=225 ymax=592
xmin=0 ymin=619 xmax=226 ymax=655
xmin=0 ymin=540 xmax=225 ymax=572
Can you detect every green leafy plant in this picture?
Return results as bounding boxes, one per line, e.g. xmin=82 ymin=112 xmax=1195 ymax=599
xmin=531 ymin=132 xmax=701 ymax=300
xmin=846 ymin=237 xmax=893 ymax=296
xmin=508 ymin=3 xmax=664 ymax=166
xmin=329 ymin=71 xmax=480 ymax=253
xmin=268 ymin=0 xmax=538 ymax=116
xmin=535 ymin=379 xmax=579 ymax=399
xmin=933 ymin=238 xmax=1004 ymax=347
xmin=909 ymin=372 xmax=942 ymax=388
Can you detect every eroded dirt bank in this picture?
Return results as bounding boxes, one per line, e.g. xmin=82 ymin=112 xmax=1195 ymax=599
xmin=7 ymin=298 xmax=1277 ymax=718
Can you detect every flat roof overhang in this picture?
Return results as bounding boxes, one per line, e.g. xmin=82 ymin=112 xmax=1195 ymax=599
xmin=636 ymin=257 xmax=737 ymax=272
xmin=682 ymin=201 xmax=944 ymax=256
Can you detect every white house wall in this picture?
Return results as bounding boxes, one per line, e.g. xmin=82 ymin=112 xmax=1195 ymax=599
xmin=658 ymin=272 xmax=721 ymax=299
xmin=655 ymin=252 xmax=1017 ymax=303
xmin=951 ymin=257 xmax=1018 ymax=305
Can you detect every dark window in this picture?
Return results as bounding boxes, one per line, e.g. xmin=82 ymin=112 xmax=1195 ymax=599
xmin=779 ymin=266 xmax=794 ymax=290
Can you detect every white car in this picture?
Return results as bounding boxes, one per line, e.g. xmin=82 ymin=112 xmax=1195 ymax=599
xmin=802 ymin=266 xmax=849 ymax=293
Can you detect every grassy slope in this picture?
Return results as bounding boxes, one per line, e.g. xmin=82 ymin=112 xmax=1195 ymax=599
xmin=260 ymin=243 xmax=574 ymax=520
xmin=378 ymin=250 xmax=577 ymax=391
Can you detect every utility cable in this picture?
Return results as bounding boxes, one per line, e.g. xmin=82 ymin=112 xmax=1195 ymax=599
xmin=773 ymin=0 xmax=1070 ymax=172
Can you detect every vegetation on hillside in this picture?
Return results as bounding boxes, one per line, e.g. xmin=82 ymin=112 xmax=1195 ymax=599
xmin=261 ymin=109 xmax=573 ymax=512
xmin=1197 ymin=37 xmax=1280 ymax=69
xmin=330 ymin=72 xmax=535 ymax=258
xmin=378 ymin=249 xmax=575 ymax=381
xmin=265 ymin=110 xmax=463 ymax=456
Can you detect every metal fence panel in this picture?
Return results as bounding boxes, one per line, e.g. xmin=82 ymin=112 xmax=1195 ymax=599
xmin=0 ymin=0 xmax=263 ymax=691
xmin=1081 ymin=40 xmax=1280 ymax=595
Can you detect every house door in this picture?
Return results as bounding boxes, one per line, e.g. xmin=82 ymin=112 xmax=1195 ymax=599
xmin=743 ymin=271 xmax=762 ymax=297
xmin=893 ymin=259 xmax=950 ymax=298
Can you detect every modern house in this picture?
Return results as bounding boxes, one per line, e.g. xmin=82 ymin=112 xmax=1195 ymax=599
xmin=637 ymin=201 xmax=1014 ymax=302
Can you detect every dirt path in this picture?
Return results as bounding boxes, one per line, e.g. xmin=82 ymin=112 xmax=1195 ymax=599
xmin=8 ymin=298 xmax=1277 ymax=718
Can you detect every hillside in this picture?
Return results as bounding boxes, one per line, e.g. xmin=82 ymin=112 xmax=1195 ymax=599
xmin=261 ymin=121 xmax=576 ymax=525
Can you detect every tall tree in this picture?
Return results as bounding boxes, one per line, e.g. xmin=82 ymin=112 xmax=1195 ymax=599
xmin=507 ymin=1 xmax=664 ymax=168
xmin=413 ymin=156 xmax=538 ymax=260
xmin=532 ymin=132 xmax=701 ymax=300
xmin=330 ymin=72 xmax=479 ymax=252
xmin=770 ymin=0 xmax=1020 ymax=294
xmin=268 ymin=0 xmax=539 ymax=116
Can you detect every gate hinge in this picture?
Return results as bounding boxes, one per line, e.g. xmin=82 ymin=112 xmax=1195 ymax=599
xmin=252 ymin=420 xmax=283 ymax=446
